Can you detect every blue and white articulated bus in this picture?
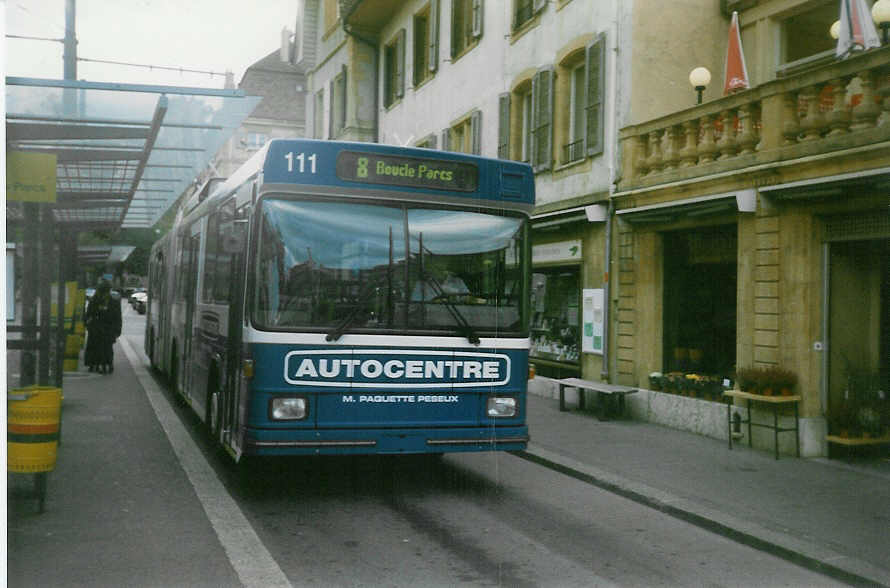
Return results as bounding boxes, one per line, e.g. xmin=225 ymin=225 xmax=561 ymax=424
xmin=146 ymin=139 xmax=534 ymax=461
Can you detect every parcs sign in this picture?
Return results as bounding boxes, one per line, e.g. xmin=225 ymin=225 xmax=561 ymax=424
xmin=336 ymin=151 xmax=478 ymax=192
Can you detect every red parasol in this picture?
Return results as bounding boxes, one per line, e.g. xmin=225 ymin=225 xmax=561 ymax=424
xmin=723 ymin=11 xmax=749 ymax=95
xmin=835 ymin=0 xmax=880 ymax=58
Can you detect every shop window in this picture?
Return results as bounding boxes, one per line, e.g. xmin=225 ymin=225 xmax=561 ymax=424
xmin=413 ymin=1 xmax=439 ymax=87
xmin=777 ymin=1 xmax=836 ymax=76
xmin=452 ymin=0 xmax=483 ymax=59
xmin=384 ymin=29 xmax=406 ymax=108
xmin=662 ymin=227 xmax=737 ymax=379
xmin=530 ymin=268 xmax=581 ymax=376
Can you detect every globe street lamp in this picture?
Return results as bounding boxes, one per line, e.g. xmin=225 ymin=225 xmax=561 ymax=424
xmin=689 ymin=67 xmax=711 ymax=105
xmin=873 ymin=0 xmax=890 ymax=44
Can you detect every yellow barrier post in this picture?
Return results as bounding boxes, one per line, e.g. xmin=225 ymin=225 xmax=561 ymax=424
xmin=8 ymin=386 xmax=63 ymax=512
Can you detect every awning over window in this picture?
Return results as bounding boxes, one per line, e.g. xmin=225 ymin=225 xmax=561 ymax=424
xmin=616 ymin=189 xmax=756 ymax=224
xmin=6 ymin=77 xmax=261 ymax=231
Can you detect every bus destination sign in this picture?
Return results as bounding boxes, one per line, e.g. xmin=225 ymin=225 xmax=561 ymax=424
xmin=336 ymin=151 xmax=478 ymax=192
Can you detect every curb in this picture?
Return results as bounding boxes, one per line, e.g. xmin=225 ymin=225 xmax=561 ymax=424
xmin=518 ymin=444 xmax=890 ymax=588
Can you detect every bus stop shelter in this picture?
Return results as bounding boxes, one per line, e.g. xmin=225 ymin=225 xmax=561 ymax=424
xmin=6 ymin=76 xmax=259 ymax=389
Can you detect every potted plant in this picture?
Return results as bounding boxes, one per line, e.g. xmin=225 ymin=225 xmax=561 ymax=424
xmin=649 ymin=371 xmax=663 ymax=391
xmin=761 ymin=366 xmax=797 ymax=396
xmin=827 ymin=403 xmax=854 ymax=437
xmin=735 ymin=366 xmax=762 ymax=393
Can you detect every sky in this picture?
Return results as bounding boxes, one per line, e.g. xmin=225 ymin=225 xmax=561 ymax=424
xmin=5 ymin=0 xmax=298 ymax=88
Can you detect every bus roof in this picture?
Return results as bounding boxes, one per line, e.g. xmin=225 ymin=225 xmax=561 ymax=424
xmin=226 ymin=139 xmax=535 ymax=208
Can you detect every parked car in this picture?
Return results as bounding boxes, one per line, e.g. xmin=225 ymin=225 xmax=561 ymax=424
xmin=128 ymin=288 xmax=146 ymax=307
xmin=131 ymin=291 xmax=147 ymax=314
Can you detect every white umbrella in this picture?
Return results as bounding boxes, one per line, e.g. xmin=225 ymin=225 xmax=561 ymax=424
xmin=836 ymin=0 xmax=880 ymax=58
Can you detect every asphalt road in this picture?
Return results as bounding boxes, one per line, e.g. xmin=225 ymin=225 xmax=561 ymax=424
xmin=122 ymin=307 xmax=840 ymax=587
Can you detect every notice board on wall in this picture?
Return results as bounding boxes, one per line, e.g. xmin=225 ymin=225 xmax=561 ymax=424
xmin=582 ymin=288 xmax=604 ymax=355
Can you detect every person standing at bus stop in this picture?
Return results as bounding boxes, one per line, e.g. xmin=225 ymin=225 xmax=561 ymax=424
xmin=84 ymin=280 xmax=122 ymax=374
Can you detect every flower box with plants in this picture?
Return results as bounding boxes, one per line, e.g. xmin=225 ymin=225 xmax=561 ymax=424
xmin=735 ymin=366 xmax=798 ymax=397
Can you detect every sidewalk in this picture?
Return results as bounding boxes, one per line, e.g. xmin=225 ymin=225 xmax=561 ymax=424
xmin=8 ymin=338 xmax=890 ymax=587
xmin=7 ymin=336 xmax=242 ymax=587
xmin=524 ymin=384 xmax=890 ymax=587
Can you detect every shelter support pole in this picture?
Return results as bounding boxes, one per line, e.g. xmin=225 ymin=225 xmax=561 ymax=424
xmin=20 ymin=203 xmax=39 ymax=387
xmin=38 ymin=207 xmax=53 ymax=385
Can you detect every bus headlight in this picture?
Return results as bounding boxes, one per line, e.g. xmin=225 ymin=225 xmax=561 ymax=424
xmin=270 ymin=397 xmax=308 ymax=420
xmin=487 ymin=396 xmax=517 ymax=418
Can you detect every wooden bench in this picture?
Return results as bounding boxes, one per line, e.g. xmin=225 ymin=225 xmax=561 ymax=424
xmin=556 ymin=378 xmax=638 ymax=420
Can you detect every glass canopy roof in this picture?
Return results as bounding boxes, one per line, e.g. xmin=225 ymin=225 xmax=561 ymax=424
xmin=6 ymin=77 xmax=261 ymax=230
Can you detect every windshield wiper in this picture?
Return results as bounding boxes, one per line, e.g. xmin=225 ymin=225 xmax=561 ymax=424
xmin=422 ymin=273 xmax=480 ymax=346
xmin=325 ymin=283 xmax=380 ymax=342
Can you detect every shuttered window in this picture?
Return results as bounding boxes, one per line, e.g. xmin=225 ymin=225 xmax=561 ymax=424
xmin=585 ymin=33 xmax=606 ymax=157
xmin=531 ymin=67 xmax=553 ymax=172
xmin=330 ymin=65 xmax=347 ymax=138
xmin=384 ymin=29 xmax=406 ymax=107
xmin=452 ymin=0 xmax=483 ymax=58
xmin=413 ymin=1 xmax=438 ymax=86
xmin=498 ymin=92 xmax=510 ymax=160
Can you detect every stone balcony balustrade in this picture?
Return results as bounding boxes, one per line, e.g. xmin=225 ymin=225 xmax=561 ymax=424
xmin=618 ymin=47 xmax=890 ymax=193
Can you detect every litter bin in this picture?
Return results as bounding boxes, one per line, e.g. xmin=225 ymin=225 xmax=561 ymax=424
xmin=8 ymin=386 xmax=62 ymax=512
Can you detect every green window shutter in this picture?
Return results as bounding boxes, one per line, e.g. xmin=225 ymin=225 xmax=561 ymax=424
xmin=585 ymin=33 xmax=606 ymax=157
xmin=472 ymin=0 xmax=483 ymax=38
xmin=338 ymin=64 xmax=347 ymax=135
xmin=441 ymin=128 xmax=451 ymax=151
xmin=396 ymin=28 xmax=406 ymax=98
xmin=450 ymin=0 xmax=460 ymax=58
xmin=470 ymin=109 xmax=482 ymax=155
xmin=532 ymin=67 xmax=553 ymax=172
xmin=328 ymin=79 xmax=334 ymax=139
xmin=498 ymin=92 xmax=511 ymax=159
xmin=429 ymin=0 xmax=439 ymax=73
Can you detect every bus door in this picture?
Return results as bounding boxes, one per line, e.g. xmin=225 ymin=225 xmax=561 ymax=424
xmin=222 ymin=203 xmax=246 ymax=451
xmin=183 ymin=229 xmax=201 ymax=400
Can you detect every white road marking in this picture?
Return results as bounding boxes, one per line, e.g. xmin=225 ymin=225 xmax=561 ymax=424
xmin=119 ymin=336 xmax=292 ymax=588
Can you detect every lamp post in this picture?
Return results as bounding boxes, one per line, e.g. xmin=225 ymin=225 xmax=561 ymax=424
xmin=873 ymin=0 xmax=890 ymax=44
xmin=689 ymin=67 xmax=711 ymax=105
xmin=830 ymin=20 xmax=840 ymax=40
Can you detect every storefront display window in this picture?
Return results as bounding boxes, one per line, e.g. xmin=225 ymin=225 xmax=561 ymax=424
xmin=662 ymin=226 xmax=737 ymax=383
xmin=530 ymin=268 xmax=580 ymax=376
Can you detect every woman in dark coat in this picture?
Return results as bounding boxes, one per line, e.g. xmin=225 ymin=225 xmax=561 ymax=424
xmin=84 ymin=281 xmax=122 ymax=374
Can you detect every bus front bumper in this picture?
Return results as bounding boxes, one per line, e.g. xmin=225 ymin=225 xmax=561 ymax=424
xmin=244 ymin=426 xmax=529 ymax=456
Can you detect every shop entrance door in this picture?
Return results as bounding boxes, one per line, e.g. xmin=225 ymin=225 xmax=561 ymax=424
xmin=826 ymin=238 xmax=889 ymax=425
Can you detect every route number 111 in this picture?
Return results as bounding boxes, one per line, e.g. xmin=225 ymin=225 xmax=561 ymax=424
xmin=284 ymin=152 xmax=317 ymax=173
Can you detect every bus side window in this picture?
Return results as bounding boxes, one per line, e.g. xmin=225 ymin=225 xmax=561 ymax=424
xmin=203 ymin=212 xmax=220 ymax=303
xmin=214 ymin=199 xmax=236 ymax=304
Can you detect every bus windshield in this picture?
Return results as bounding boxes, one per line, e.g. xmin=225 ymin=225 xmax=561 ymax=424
xmin=253 ymin=197 xmax=527 ymax=336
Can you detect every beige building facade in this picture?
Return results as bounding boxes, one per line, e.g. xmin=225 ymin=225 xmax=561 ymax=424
xmin=297 ymin=0 xmax=890 ymax=457
xmin=616 ymin=0 xmax=890 ymax=456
